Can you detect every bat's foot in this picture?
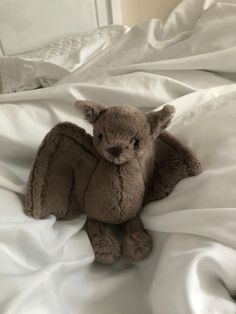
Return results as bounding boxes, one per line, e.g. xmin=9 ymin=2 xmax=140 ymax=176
xmin=91 ymin=235 xmax=121 ymax=264
xmin=122 ymin=231 xmax=152 ymax=262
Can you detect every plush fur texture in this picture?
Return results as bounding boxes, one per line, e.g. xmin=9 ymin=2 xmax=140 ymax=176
xmin=24 ymin=101 xmax=202 ymax=264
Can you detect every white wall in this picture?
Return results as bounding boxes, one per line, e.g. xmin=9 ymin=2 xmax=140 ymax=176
xmin=0 ymin=0 xmax=98 ymax=55
xmin=121 ymin=0 xmax=182 ymax=26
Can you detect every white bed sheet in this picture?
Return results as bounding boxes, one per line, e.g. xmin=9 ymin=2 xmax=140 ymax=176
xmin=1 ymin=0 xmax=236 ymax=313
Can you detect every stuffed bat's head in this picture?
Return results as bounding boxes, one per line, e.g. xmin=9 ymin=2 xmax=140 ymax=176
xmin=76 ymin=100 xmax=175 ymax=165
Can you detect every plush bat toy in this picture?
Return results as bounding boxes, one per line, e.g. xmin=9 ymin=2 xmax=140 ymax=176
xmin=25 ymin=101 xmax=201 ymax=264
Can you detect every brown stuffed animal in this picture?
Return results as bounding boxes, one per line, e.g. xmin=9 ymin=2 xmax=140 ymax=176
xmin=24 ymin=101 xmax=202 ymax=264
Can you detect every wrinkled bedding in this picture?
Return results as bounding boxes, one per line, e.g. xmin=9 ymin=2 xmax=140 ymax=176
xmin=1 ymin=0 xmax=236 ymax=313
xmin=0 ymin=25 xmax=129 ymax=94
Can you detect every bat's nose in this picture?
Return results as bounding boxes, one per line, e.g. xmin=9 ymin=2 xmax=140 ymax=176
xmin=107 ymin=146 xmax=122 ymax=157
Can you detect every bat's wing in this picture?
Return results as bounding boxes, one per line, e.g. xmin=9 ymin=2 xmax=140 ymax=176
xmin=144 ymin=131 xmax=202 ymax=203
xmin=25 ymin=122 xmax=98 ymax=220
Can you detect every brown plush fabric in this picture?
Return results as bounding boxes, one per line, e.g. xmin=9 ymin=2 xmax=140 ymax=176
xmin=25 ymin=101 xmax=202 ymax=264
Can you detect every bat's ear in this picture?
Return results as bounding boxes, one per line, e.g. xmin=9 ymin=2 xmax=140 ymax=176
xmin=146 ymin=105 xmax=175 ymax=137
xmin=75 ymin=100 xmax=106 ymax=124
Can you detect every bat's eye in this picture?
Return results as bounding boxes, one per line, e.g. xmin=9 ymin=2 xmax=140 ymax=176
xmin=97 ymin=134 xmax=103 ymax=141
xmin=131 ymin=137 xmax=140 ymax=149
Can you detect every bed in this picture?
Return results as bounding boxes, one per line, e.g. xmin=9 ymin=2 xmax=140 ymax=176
xmin=1 ymin=0 xmax=236 ymax=313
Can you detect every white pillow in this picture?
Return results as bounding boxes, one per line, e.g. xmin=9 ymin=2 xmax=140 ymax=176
xmin=19 ymin=25 xmax=129 ymax=63
xmin=0 ymin=25 xmax=129 ymax=94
